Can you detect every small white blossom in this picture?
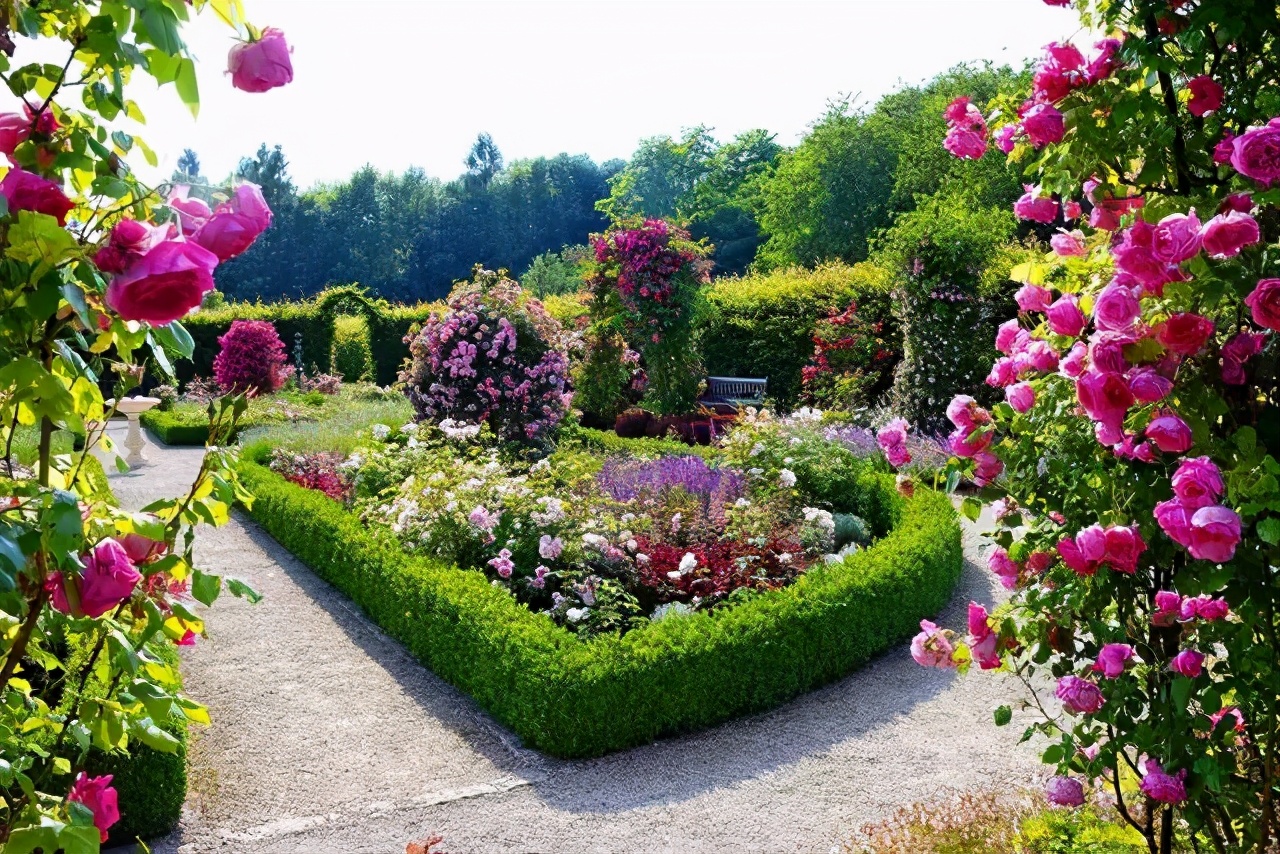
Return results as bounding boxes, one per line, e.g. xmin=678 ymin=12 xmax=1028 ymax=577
xmin=778 ymin=468 xmax=797 ymax=488
xmin=371 ymin=423 xmax=391 ymax=441
xmin=678 ymin=552 xmax=697 ymax=573
xmin=566 ymin=607 xmax=589 ymax=623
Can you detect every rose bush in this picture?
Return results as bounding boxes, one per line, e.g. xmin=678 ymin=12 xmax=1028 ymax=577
xmin=914 ymin=1 xmax=1280 ymax=851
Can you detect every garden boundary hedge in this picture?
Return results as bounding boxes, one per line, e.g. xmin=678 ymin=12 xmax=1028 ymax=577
xmin=236 ymin=442 xmax=962 ymax=757
xmin=139 ymin=410 xmax=237 ymax=446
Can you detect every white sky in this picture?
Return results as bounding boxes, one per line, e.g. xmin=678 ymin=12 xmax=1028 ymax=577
xmin=37 ymin=0 xmax=1081 ymax=190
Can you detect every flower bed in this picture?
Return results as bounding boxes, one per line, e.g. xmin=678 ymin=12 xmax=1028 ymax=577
xmin=236 ymin=420 xmax=962 ymax=756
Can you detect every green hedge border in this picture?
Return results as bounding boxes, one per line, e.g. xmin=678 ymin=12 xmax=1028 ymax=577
xmin=236 ymin=444 xmax=962 ymax=757
xmin=140 ymin=410 xmax=246 ymax=446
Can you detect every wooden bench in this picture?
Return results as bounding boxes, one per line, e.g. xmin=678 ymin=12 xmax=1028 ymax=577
xmin=700 ymin=376 xmax=767 ymax=413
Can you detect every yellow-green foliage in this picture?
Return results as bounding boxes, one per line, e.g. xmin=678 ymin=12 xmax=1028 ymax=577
xmin=541 ymin=291 xmax=589 ymax=326
xmin=330 ymin=314 xmax=374 ymax=381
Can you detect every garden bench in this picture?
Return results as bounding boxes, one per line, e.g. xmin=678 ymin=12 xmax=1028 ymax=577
xmin=700 ymin=376 xmax=767 ymax=412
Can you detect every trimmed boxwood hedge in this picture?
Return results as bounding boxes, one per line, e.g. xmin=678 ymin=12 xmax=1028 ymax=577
xmin=141 ymin=409 xmax=246 ymax=446
xmin=236 ymin=442 xmax=961 ymax=757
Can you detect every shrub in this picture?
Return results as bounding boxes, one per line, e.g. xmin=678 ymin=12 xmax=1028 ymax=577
xmin=801 ymin=300 xmax=899 ymax=411
xmin=330 ymin=313 xmax=374 ymax=382
xmin=213 ymin=319 xmax=290 ymax=396
xmin=402 ymin=267 xmax=570 ymax=443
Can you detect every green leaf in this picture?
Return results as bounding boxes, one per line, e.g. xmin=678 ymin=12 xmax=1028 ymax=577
xmin=191 ymin=569 xmax=223 ymax=606
xmin=226 ymin=577 xmax=262 ymax=604
xmin=130 ymin=717 xmax=180 ymax=753
xmin=1236 ymin=426 xmax=1257 ymax=454
xmin=944 ymin=469 xmax=961 ymax=495
xmin=153 ymin=320 xmax=195 ymax=360
xmin=960 ymin=497 xmax=983 ymax=523
xmin=994 ymin=705 xmax=1012 ymax=726
xmin=174 ymin=57 xmax=200 ymax=118
xmin=1258 ymin=517 xmax=1280 ymax=546
xmin=6 ymin=211 xmax=78 ymax=266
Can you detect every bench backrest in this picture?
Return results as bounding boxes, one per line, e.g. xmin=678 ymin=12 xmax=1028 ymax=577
xmin=706 ymin=376 xmax=767 ymax=400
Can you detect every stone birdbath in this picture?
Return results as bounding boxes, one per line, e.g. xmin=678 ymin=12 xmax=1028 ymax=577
xmin=106 ymin=397 xmax=161 ymax=469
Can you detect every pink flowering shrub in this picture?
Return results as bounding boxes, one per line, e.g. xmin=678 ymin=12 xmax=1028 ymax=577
xmin=401 ymin=267 xmax=570 ymax=444
xmin=212 ymin=319 xmax=290 ymax=396
xmin=268 ymin=449 xmax=353 ymax=503
xmin=922 ymin=1 xmax=1280 ymax=850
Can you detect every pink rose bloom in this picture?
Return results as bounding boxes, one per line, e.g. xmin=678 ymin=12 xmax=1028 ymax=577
xmin=538 ymin=534 xmax=563 ymax=560
xmin=1231 ymin=121 xmax=1280 ymax=185
xmin=1219 ymin=192 xmax=1253 ymax=214
xmin=995 ymin=318 xmax=1022 ymax=354
xmin=1153 ymin=590 xmax=1183 ymax=625
xmin=1006 ymin=382 xmax=1035 ymax=413
xmin=1086 ymin=37 xmax=1123 ymax=83
xmin=487 ymin=547 xmax=515 ymax=579
xmin=1014 ymin=283 xmax=1053 ymax=313
xmin=1059 ymin=341 xmax=1087 ymax=378
xmin=1056 ymin=675 xmax=1105 ymax=714
xmin=1023 ymin=103 xmax=1065 ymax=147
xmin=45 ymin=538 xmax=141 ymax=619
xmin=1063 ymin=199 xmax=1083 ymax=220
xmin=1186 ymin=75 xmax=1224 ymax=117
xmin=1180 ymin=593 xmax=1230 ymax=622
xmin=1046 ymin=294 xmax=1086 ymax=337
xmin=1172 ymin=457 xmax=1224 ymax=508
xmin=988 ymin=547 xmax=1020 ymax=590
xmin=1055 ymin=534 xmax=1089 ymax=576
xmin=1046 ymin=776 xmax=1085 ymax=807
xmin=1244 ymin=279 xmax=1280 ymax=331
xmin=1026 ymin=551 xmax=1053 ymax=574
xmin=1201 ymin=210 xmax=1260 ymax=258
xmin=967 ymin=602 xmax=1001 ymax=670
xmin=190 ymin=183 xmax=273 ymax=262
xmin=1170 ymin=648 xmax=1205 ymax=677
xmin=944 ymin=126 xmax=987 ymax=160
xmin=1014 ymin=189 xmax=1058 ymax=223
xmin=1155 ymin=498 xmax=1196 ymax=549
xmin=1146 ymin=412 xmax=1193 ymax=453
xmin=1022 ymin=340 xmax=1060 ymax=373
xmin=1075 ymin=523 xmax=1108 ymax=564
xmin=1151 ymin=209 xmax=1202 ymax=263
xmin=1140 ymin=761 xmax=1187 ymax=804
xmin=468 ymin=505 xmax=496 ymax=530
xmin=68 ymin=772 xmax=120 ymax=842
xmin=945 ymin=395 xmax=988 ymax=431
xmin=168 ymin=186 xmax=212 ymax=234
xmin=92 ymin=218 xmax=170 ymax=275
xmin=1076 ymin=369 xmax=1134 ymax=433
xmin=985 ymin=356 xmax=1018 ymax=388
xmin=105 ymin=239 xmax=218 ymax=326
xmin=1127 ymin=367 xmax=1172 ymax=403
xmin=943 ymin=96 xmax=979 ymax=125
xmin=972 ymin=451 xmax=1004 ymax=487
xmin=0 ymin=112 xmax=29 ymax=154
xmin=994 ymin=123 xmax=1018 ymax=154
xmin=1104 ymin=525 xmax=1146 ymax=573
xmin=0 ymin=167 xmax=74 ymax=226
xmin=228 ymin=27 xmax=294 ymax=93
xmin=1213 ymin=130 xmax=1236 ymax=165
xmin=120 ymin=523 xmax=167 ymax=565
xmin=1092 ymin=282 xmax=1142 ymax=333
xmin=1050 ymin=230 xmax=1087 ymax=257
xmin=1093 ymin=643 xmax=1135 ymax=678
xmin=1112 ymin=221 xmax=1173 ymax=291
xmin=1221 ymin=329 xmax=1267 ymax=385
xmin=1156 ymin=312 xmax=1214 ymax=355
xmin=877 ymin=418 xmax=912 ymax=468
xmin=1188 ymin=505 xmax=1242 ymax=562
xmin=911 ymin=619 xmax=957 ymax=668
xmin=1209 ymin=706 xmax=1246 ymax=734
xmin=531 ymin=565 xmax=549 ymax=589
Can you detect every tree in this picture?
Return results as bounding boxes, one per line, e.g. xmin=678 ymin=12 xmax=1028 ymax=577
xmin=174 ymin=147 xmax=201 ymax=181
xmin=464 ymin=132 xmax=503 ymax=191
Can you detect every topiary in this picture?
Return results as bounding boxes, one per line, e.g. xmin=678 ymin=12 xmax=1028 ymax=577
xmin=212 ymin=319 xmax=290 ymax=396
xmin=330 ymin=313 xmax=373 ymax=382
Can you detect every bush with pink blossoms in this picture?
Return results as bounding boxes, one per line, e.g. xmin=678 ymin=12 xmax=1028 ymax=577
xmin=212 ymin=319 xmax=291 ymax=396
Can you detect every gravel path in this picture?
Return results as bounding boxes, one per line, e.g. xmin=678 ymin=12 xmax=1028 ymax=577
xmin=101 ymin=424 xmax=1042 ymax=854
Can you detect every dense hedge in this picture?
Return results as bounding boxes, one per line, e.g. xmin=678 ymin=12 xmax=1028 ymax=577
xmin=698 ymin=261 xmax=894 ymax=407
xmin=140 ymin=410 xmax=233 ymax=446
xmin=237 ymin=441 xmax=961 ymax=757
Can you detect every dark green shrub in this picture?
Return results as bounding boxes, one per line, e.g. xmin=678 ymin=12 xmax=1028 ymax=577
xmin=237 ymin=440 xmax=961 ymax=757
xmin=330 ymin=314 xmax=374 ymax=382
xmin=141 ymin=409 xmax=247 ymax=446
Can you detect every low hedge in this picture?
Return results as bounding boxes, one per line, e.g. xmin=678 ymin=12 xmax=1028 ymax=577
xmin=237 ymin=442 xmax=961 ymax=757
xmin=140 ymin=409 xmax=233 ymax=446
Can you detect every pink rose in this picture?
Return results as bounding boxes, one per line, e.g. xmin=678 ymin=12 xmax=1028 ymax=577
xmin=877 ymin=418 xmax=912 ymax=469
xmin=949 ymin=424 xmax=992 ymax=458
xmin=0 ymin=167 xmax=74 ymax=225
xmin=1046 ymin=294 xmax=1086 ymax=337
xmin=190 ymin=183 xmax=273 ymax=262
xmin=995 ymin=318 xmax=1022 ymax=354
xmin=1219 ymin=192 xmax=1253 ymax=214
xmin=228 ymin=27 xmax=294 ymax=93
xmin=1112 ymin=220 xmax=1177 ymax=291
xmin=1076 ymin=369 xmax=1134 ymax=432
xmin=1151 ymin=209 xmax=1201 ymax=263
xmin=68 ymin=772 xmax=120 ymax=842
xmin=986 ymin=356 xmax=1018 ymax=388
xmin=1155 ymin=498 xmax=1196 ymax=549
xmin=1186 ymin=75 xmax=1223 ymax=117
xmin=1231 ymin=121 xmax=1280 ymax=185
xmin=1026 ymin=551 xmax=1053 ymax=574
xmin=1092 ymin=281 xmax=1142 ymax=333
xmin=1014 ymin=189 xmax=1058 ymax=223
xmin=1244 ymin=279 xmax=1280 ymax=331
xmin=0 ymin=112 xmax=29 ymax=154
xmin=1214 ymin=130 xmax=1237 ymax=165
xmin=1014 ymin=283 xmax=1053 ymax=313
xmin=1172 ymin=457 xmax=1224 ymax=509
xmin=93 ymin=218 xmax=170 ymax=274
xmin=944 ymin=96 xmax=980 ymax=125
xmin=1103 ymin=524 xmax=1145 ymax=573
xmin=972 ymin=451 xmax=1004 ymax=487
xmin=1157 ymin=313 xmax=1214 ymax=355
xmin=910 ymin=619 xmax=957 ymax=668
xmin=45 ymin=539 xmax=141 ymax=619
xmin=1046 ymin=776 xmax=1086 ymax=807
xmin=1201 ymin=210 xmax=1260 ymax=258
xmin=967 ymin=602 xmax=1001 ymax=670
xmin=945 ymin=395 xmax=988 ymax=431
xmin=1056 ymin=675 xmax=1104 ymax=714
xmin=1023 ymin=103 xmax=1065 ymax=147
xmin=1140 ymin=761 xmax=1187 ymax=804
xmin=988 ymin=547 xmax=1020 ymax=590
xmin=1188 ymin=504 xmax=1242 ymax=562
xmin=1057 ymin=537 xmax=1092 ymax=576
xmin=1022 ymin=340 xmax=1060 ymax=373
xmin=1146 ymin=412 xmax=1193 ymax=453
xmin=1059 ymin=341 xmax=1087 ymax=377
xmin=105 ymin=239 xmax=219 ymax=325
xmin=1086 ymin=37 xmax=1123 ymax=83
xmin=1153 ymin=590 xmax=1183 ymax=625
xmin=168 ymin=186 xmax=212 ymax=234
xmin=1127 ymin=367 xmax=1172 ymax=403
xmin=1006 ymin=382 xmax=1036 ymax=413
xmin=1180 ymin=593 xmax=1230 ymax=622
xmin=1221 ymin=330 xmax=1267 ymax=385
xmin=1093 ymin=643 xmax=1135 ymax=678
xmin=994 ymin=124 xmax=1017 ymax=154
xmin=1170 ymin=648 xmax=1205 ymax=677
xmin=1050 ymin=230 xmax=1087 ymax=257
xmin=944 ymin=126 xmax=987 ymax=160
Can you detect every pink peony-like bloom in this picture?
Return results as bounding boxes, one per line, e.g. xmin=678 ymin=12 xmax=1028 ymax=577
xmin=0 ymin=167 xmax=74 ymax=225
xmin=1172 ymin=457 xmax=1224 ymax=509
xmin=487 ymin=548 xmax=515 ymax=578
xmin=994 ymin=318 xmax=1022 ymax=354
xmin=944 ymin=126 xmax=987 ymax=160
xmin=1086 ymin=37 xmax=1123 ymax=83
xmin=1063 ymin=199 xmax=1083 ymax=220
xmin=1022 ymin=340 xmax=1060 ymax=373
xmin=1231 ymin=121 xmax=1280 ymax=185
xmin=1076 ymin=369 xmax=1134 ymax=434
xmin=1057 ymin=535 xmax=1093 ymax=576
xmin=1244 ymin=279 xmax=1280 ymax=331
xmin=1146 ymin=412 xmax=1193 ymax=453
xmin=1170 ymin=648 xmax=1205 ymax=677
xmin=68 ymin=772 xmax=120 ymax=842
xmin=92 ymin=218 xmax=170 ymax=275
xmin=530 ymin=565 xmax=549 ymax=589
xmin=1014 ymin=283 xmax=1054 ymax=313
xmin=1213 ymin=130 xmax=1237 ymax=165
xmin=1221 ymin=329 xmax=1267 ymax=385
xmin=468 ymin=505 xmax=497 ymax=530
xmin=105 ymin=239 xmax=218 ymax=326
xmin=1093 ymin=643 xmax=1135 ymax=678
xmin=1201 ymin=210 xmax=1260 ymax=258
xmin=1046 ymin=776 xmax=1086 ymax=807
xmin=538 ymin=534 xmax=563 ymax=560
xmin=1092 ymin=281 xmax=1142 ymax=333
xmin=967 ymin=602 xmax=1001 ymax=670
xmin=877 ymin=418 xmax=912 ymax=469
xmin=168 ymin=186 xmax=212 ymax=234
xmin=1157 ymin=313 xmax=1215 ymax=356
xmin=45 ymin=539 xmax=141 ymax=619
xmin=190 ymin=184 xmax=273 ymax=262
xmin=1155 ymin=498 xmax=1196 ymax=549
xmin=1023 ymin=103 xmax=1065 ymax=147
xmin=1127 ymin=367 xmax=1172 ymax=403
xmin=1006 ymin=382 xmax=1035 ymax=413
xmin=1026 ymin=551 xmax=1053 ymax=574
xmin=1076 ymin=524 xmax=1110 ymax=565
xmin=1180 ymin=593 xmax=1230 ymax=622
xmin=994 ymin=123 xmax=1018 ymax=153
xmin=1103 ymin=525 xmax=1146 ymax=573
xmin=1153 ymin=590 xmax=1183 ymax=625
xmin=1140 ymin=761 xmax=1187 ymax=804
xmin=1188 ymin=505 xmax=1242 ymax=562
xmin=1046 ymin=294 xmax=1086 ymax=337
xmin=1059 ymin=341 xmax=1087 ymax=377
xmin=0 ymin=112 xmax=29 ymax=154
xmin=949 ymin=424 xmax=992 ymax=458
xmin=1219 ymin=192 xmax=1254 ymax=215
xmin=943 ymin=96 xmax=979 ymax=125
xmin=911 ymin=619 xmax=957 ymax=668
xmin=1013 ymin=189 xmax=1058 ymax=223
xmin=972 ymin=451 xmax=1004 ymax=487
xmin=1056 ymin=675 xmax=1104 ymax=714
xmin=945 ymin=395 xmax=991 ymax=433
xmin=228 ymin=27 xmax=294 ymax=93
xmin=1151 ymin=209 xmax=1202 ymax=263
xmin=988 ymin=547 xmax=1020 ymax=590
xmin=1186 ymin=75 xmax=1223 ymax=117
xmin=1050 ymin=230 xmax=1087 ymax=257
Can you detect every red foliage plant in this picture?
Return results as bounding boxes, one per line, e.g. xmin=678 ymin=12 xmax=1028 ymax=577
xmin=801 ymin=301 xmax=899 ymax=410
xmin=212 ymin=319 xmax=291 ymax=396
xmin=634 ymin=536 xmax=805 ymax=602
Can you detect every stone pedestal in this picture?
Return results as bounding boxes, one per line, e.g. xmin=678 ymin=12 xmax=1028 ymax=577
xmin=106 ymin=397 xmax=160 ymax=469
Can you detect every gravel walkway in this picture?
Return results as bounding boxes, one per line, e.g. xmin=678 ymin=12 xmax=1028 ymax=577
xmin=101 ymin=424 xmax=1042 ymax=854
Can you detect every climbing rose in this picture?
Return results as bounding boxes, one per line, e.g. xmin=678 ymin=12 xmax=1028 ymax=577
xmin=876 ymin=418 xmax=911 ymax=468
xmin=988 ymin=547 xmax=1020 ymax=590
xmin=1209 ymin=706 xmax=1247 ymax=734
xmin=1046 ymin=294 xmax=1086 ymax=336
xmin=944 ymin=126 xmax=987 ymax=160
xmin=0 ymin=167 xmax=74 ymax=225
xmin=1180 ymin=594 xmax=1230 ymax=622
xmin=1219 ymin=192 xmax=1254 ymax=215
xmin=995 ymin=318 xmax=1022 ymax=354
xmin=1127 ymin=368 xmax=1171 ymax=403
xmin=1221 ymin=330 xmax=1267 ymax=384
xmin=191 ymin=182 xmax=273 ymax=261
xmin=945 ymin=395 xmax=990 ymax=432
xmin=92 ymin=218 xmax=169 ymax=275
xmin=487 ymin=548 xmax=515 ymax=579
xmin=1214 ymin=131 xmax=1237 ymax=165
xmin=1172 ymin=457 xmax=1224 ymax=509
xmin=1013 ymin=189 xmax=1058 ymax=223
xmin=1014 ymin=283 xmax=1053 ymax=313
xmin=1156 ymin=313 xmax=1214 ymax=355
xmin=1006 ymin=382 xmax=1035 ymax=413
xmin=1146 ymin=412 xmax=1193 ymax=453
xmin=1153 ymin=590 xmax=1183 ymax=625
xmin=1150 ymin=210 xmax=1202 ymax=263
xmin=1154 ymin=498 xmax=1196 ymax=549
xmin=1170 ymin=649 xmax=1205 ymax=677
xmin=1056 ymin=675 xmax=1104 ymax=714
xmin=1076 ymin=369 xmax=1134 ymax=432
xmin=1244 ymin=279 xmax=1280 ymax=331
xmin=1050 ymin=230 xmax=1087 ymax=257
xmin=0 ymin=112 xmax=28 ymax=154
xmin=1186 ymin=75 xmax=1223 ymax=117
xmin=1187 ymin=505 xmax=1242 ymax=562
xmin=972 ymin=451 xmax=1004 ymax=487
xmin=1059 ymin=342 xmax=1087 ymax=377
xmin=168 ymin=186 xmax=212 ymax=234
xmin=1045 ymin=776 xmax=1085 ymax=807
xmin=967 ymin=602 xmax=1001 ymax=670
xmin=68 ymin=772 xmax=120 ymax=842
xmin=1201 ymin=210 xmax=1260 ymax=258
xmin=1093 ymin=643 xmax=1134 ymax=678
xmin=105 ymin=239 xmax=218 ymax=325
xmin=1092 ymin=281 xmax=1141 ymax=332
xmin=1022 ymin=103 xmax=1065 ymax=147
xmin=1103 ymin=525 xmax=1145 ymax=573
xmin=1140 ymin=761 xmax=1187 ymax=804
xmin=228 ymin=27 xmax=294 ymax=93
xmin=910 ymin=619 xmax=956 ymax=668
xmin=994 ymin=123 xmax=1017 ymax=153
xmin=949 ymin=424 xmax=992 ymax=458
xmin=46 ymin=539 xmax=141 ymax=619
xmin=1086 ymin=37 xmax=1123 ymax=83
xmin=1230 ymin=120 xmax=1280 ymax=185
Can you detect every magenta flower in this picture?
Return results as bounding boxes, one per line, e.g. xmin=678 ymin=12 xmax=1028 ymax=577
xmin=1146 ymin=412 xmax=1193 ymax=454
xmin=45 ymin=539 xmax=141 ymax=619
xmin=972 ymin=451 xmax=1004 ymax=487
xmin=1230 ymin=120 xmax=1280 ymax=185
xmin=1154 ymin=498 xmax=1196 ymax=549
xmin=1171 ymin=457 xmax=1224 ymax=509
xmin=1059 ymin=342 xmax=1087 ymax=378
xmin=1186 ymin=75 xmax=1224 ymax=117
xmin=1127 ymin=367 xmax=1172 ymax=404
xmin=1221 ymin=329 xmax=1267 ymax=385
xmin=228 ymin=27 xmax=294 ymax=93
xmin=1153 ymin=590 xmax=1183 ymax=626
xmin=104 ymin=239 xmax=218 ymax=325
xmin=1201 ymin=210 xmax=1260 ymax=258
xmin=1187 ymin=505 xmax=1242 ymax=562
xmin=1093 ymin=643 xmax=1135 ymax=678
xmin=1013 ymin=189 xmax=1058 ymax=223
xmin=1050 ymin=230 xmax=1087 ymax=257
xmin=1151 ymin=210 xmax=1202 ymax=263
xmin=1244 ymin=279 xmax=1280 ymax=331
xmin=995 ymin=318 xmax=1022 ymax=354
xmin=1140 ymin=761 xmax=1187 ymax=804
xmin=1045 ymin=776 xmax=1086 ymax=807
xmin=487 ymin=548 xmax=515 ymax=579
xmin=0 ymin=167 xmax=75 ymax=226
xmin=1023 ymin=103 xmax=1065 ymax=147
xmin=995 ymin=123 xmax=1018 ymax=153
xmin=1014 ymin=283 xmax=1054 ymax=313
xmin=1046 ymin=294 xmax=1086 ymax=337
xmin=1086 ymin=37 xmax=1123 ymax=83
xmin=1005 ymin=382 xmax=1036 ymax=414
xmin=1179 ymin=594 xmax=1230 ymax=622
xmin=1171 ymin=648 xmax=1206 ymax=677
xmin=966 ymin=602 xmax=1001 ymax=670
xmin=1156 ymin=312 xmax=1215 ymax=355
xmin=68 ymin=773 xmax=120 ymax=842
xmin=988 ymin=547 xmax=1020 ymax=590
xmin=944 ymin=126 xmax=987 ymax=160
xmin=945 ymin=395 xmax=990 ymax=433
xmin=1092 ymin=281 xmax=1142 ymax=333
xmin=1076 ymin=369 xmax=1134 ymax=436
xmin=910 ymin=619 xmax=957 ymax=668
xmin=1056 ymin=675 xmax=1104 ymax=714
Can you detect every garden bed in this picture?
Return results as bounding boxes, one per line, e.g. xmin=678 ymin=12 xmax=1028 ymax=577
xmin=236 ymin=429 xmax=962 ymax=757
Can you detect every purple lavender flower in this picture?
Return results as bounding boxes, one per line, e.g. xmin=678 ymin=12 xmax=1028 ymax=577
xmin=596 ymin=455 xmax=745 ymax=504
